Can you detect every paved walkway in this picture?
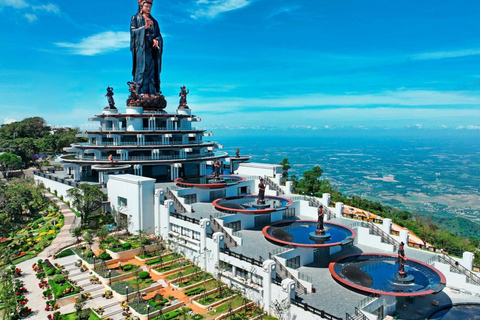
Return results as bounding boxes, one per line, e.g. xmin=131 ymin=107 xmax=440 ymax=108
xmin=15 ymin=192 xmax=80 ymax=319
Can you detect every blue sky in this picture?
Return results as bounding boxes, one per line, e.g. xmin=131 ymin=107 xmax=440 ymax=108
xmin=1 ymin=0 xmax=480 ymax=135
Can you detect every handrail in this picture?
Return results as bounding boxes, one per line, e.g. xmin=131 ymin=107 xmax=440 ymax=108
xmin=407 ymin=241 xmax=447 ymax=254
xmin=289 ymin=194 xmax=336 ymax=220
xmin=355 ymin=307 xmax=369 ymax=320
xmin=429 ymin=253 xmax=480 ymax=286
xmin=343 ymin=212 xmax=383 ymax=224
xmin=269 ymin=254 xmax=308 ymax=296
xmin=291 ymin=298 xmax=342 ymax=320
xmin=358 ymin=220 xmax=399 ymax=251
xmin=263 ymin=176 xmax=285 ymax=195
xmin=171 ymin=212 xmax=200 ymax=225
xmin=358 ymin=294 xmax=378 ymax=310
xmin=165 ymin=188 xmax=187 ymax=214
xmin=220 ymin=247 xmax=262 ymax=267
xmin=34 ymin=170 xmax=82 ymax=187
xmin=210 ymin=216 xmax=238 ymax=248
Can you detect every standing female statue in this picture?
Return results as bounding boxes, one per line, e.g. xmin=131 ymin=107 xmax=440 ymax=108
xmin=130 ymin=0 xmax=163 ymax=96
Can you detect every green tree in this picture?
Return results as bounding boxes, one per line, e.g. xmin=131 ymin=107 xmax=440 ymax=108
xmin=83 ymin=232 xmax=94 ymax=252
xmin=96 ymin=226 xmax=110 ymax=242
xmin=279 ymin=158 xmax=291 ymax=183
xmin=0 ymin=153 xmax=22 ymax=178
xmin=72 ymin=226 xmax=82 ymax=242
xmin=67 ymin=183 xmax=104 ymax=229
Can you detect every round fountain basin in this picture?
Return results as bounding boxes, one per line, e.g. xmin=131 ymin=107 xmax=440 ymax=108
xmin=174 ymin=175 xmax=245 ymax=189
xmin=262 ymin=220 xmax=356 ymax=248
xmin=428 ymin=304 xmax=480 ymax=320
xmin=213 ymin=195 xmax=293 ymax=214
xmin=329 ymin=254 xmax=446 ymax=296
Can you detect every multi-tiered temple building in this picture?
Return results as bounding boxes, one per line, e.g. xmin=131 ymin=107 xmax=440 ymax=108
xmin=61 ymin=104 xmax=235 ymax=183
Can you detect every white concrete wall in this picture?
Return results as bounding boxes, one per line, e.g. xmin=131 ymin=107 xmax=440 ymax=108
xmin=434 ymin=262 xmax=480 ymax=293
xmin=107 ymin=174 xmax=155 ymax=234
xmin=34 ymin=175 xmax=74 ymax=199
xmin=176 ymin=180 xmax=255 ymax=203
xmin=355 ymin=226 xmax=395 ymax=252
xmin=237 ymin=162 xmax=282 ymax=177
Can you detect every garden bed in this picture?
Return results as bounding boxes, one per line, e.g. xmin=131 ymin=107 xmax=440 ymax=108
xmin=171 ymin=272 xmax=213 ymax=290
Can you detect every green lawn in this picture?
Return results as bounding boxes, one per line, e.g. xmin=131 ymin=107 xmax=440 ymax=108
xmin=177 ymin=272 xmax=213 ymax=288
xmin=167 ymin=266 xmax=200 ymax=280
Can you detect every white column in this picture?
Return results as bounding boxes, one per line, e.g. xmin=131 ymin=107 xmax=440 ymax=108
xmin=154 ymin=188 xmax=165 ymax=236
xmin=462 ymin=252 xmax=474 ymax=270
xmin=335 ymin=202 xmax=344 ymax=217
xmin=382 ymin=218 xmax=392 ymax=234
xmin=285 ymin=181 xmax=293 ymax=195
xmin=262 ymin=260 xmax=276 ymax=314
xmin=159 ymin=200 xmax=174 ymax=240
xmin=212 ymin=232 xmax=224 ymax=276
xmin=321 ymin=193 xmax=331 ymax=207
xmin=281 ymin=278 xmax=295 ymax=320
xmin=199 ymin=219 xmax=211 ymax=271
xmin=399 ymin=230 xmax=410 ymax=245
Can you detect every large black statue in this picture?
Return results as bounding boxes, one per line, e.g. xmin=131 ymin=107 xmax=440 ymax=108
xmin=130 ymin=0 xmax=163 ymax=96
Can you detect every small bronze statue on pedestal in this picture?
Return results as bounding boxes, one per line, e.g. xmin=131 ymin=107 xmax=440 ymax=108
xmin=213 ymin=159 xmax=221 ymax=180
xmin=315 ymin=206 xmax=325 ymax=235
xmin=179 ymin=86 xmax=190 ymax=108
xmin=105 ymin=86 xmax=116 ymax=109
xmin=257 ymin=178 xmax=266 ymax=204
xmin=398 ymin=242 xmax=407 ymax=277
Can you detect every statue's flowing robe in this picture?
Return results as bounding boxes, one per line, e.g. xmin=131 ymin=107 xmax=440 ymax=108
xmin=130 ymin=12 xmax=163 ymax=95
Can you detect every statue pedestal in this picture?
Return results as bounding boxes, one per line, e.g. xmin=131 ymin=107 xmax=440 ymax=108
xmin=252 ymin=203 xmax=270 ymax=209
xmin=209 ymin=179 xmax=225 ymax=184
xmin=394 ymin=273 xmax=415 ymax=284
xmin=309 ymin=232 xmax=331 ymax=241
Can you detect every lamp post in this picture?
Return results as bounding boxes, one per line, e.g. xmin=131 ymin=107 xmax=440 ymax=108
xmin=108 ymin=269 xmax=112 ymax=286
xmin=147 ymin=304 xmax=150 ymax=320
xmin=125 ymin=285 xmax=129 ymax=302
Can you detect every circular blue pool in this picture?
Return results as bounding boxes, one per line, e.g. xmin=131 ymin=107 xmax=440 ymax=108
xmin=262 ymin=220 xmax=356 ymax=248
xmin=329 ymin=254 xmax=446 ymax=296
xmin=428 ymin=304 xmax=480 ymax=320
xmin=213 ymin=195 xmax=293 ymax=214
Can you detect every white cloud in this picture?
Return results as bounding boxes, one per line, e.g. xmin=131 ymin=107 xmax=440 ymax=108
xmin=411 ymin=48 xmax=480 ymax=61
xmin=268 ymin=5 xmax=301 ymax=19
xmin=32 ymin=3 xmax=59 ymax=13
xmin=3 ymin=117 xmax=17 ymax=124
xmin=457 ymin=125 xmax=480 ymax=130
xmin=190 ymin=0 xmax=252 ymax=19
xmin=191 ymin=89 xmax=480 ymax=112
xmin=0 ymin=0 xmax=29 ymax=9
xmin=24 ymin=12 xmax=36 ymax=21
xmin=0 ymin=1 xmax=60 ymax=22
xmin=54 ymin=31 xmax=130 ymax=56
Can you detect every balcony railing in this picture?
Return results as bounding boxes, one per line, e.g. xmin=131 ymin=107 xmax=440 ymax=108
xmin=76 ymin=140 xmax=206 ymax=147
xmin=64 ymin=152 xmax=218 ymax=162
xmin=291 ymin=298 xmax=342 ymax=320
xmin=95 ymin=126 xmax=203 ymax=132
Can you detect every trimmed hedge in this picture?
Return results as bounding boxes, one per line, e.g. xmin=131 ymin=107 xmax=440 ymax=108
xmin=56 ymin=249 xmax=74 ymax=258
xmin=98 ymin=252 xmax=112 ymax=261
xmin=185 ymin=287 xmax=204 ymax=296
xmin=138 ymin=271 xmax=150 ymax=279
xmin=122 ymin=243 xmax=132 ymax=250
xmin=122 ymin=264 xmax=135 ymax=272
xmin=162 ymin=309 xmax=182 ymax=320
xmin=145 ymin=258 xmax=162 ymax=265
